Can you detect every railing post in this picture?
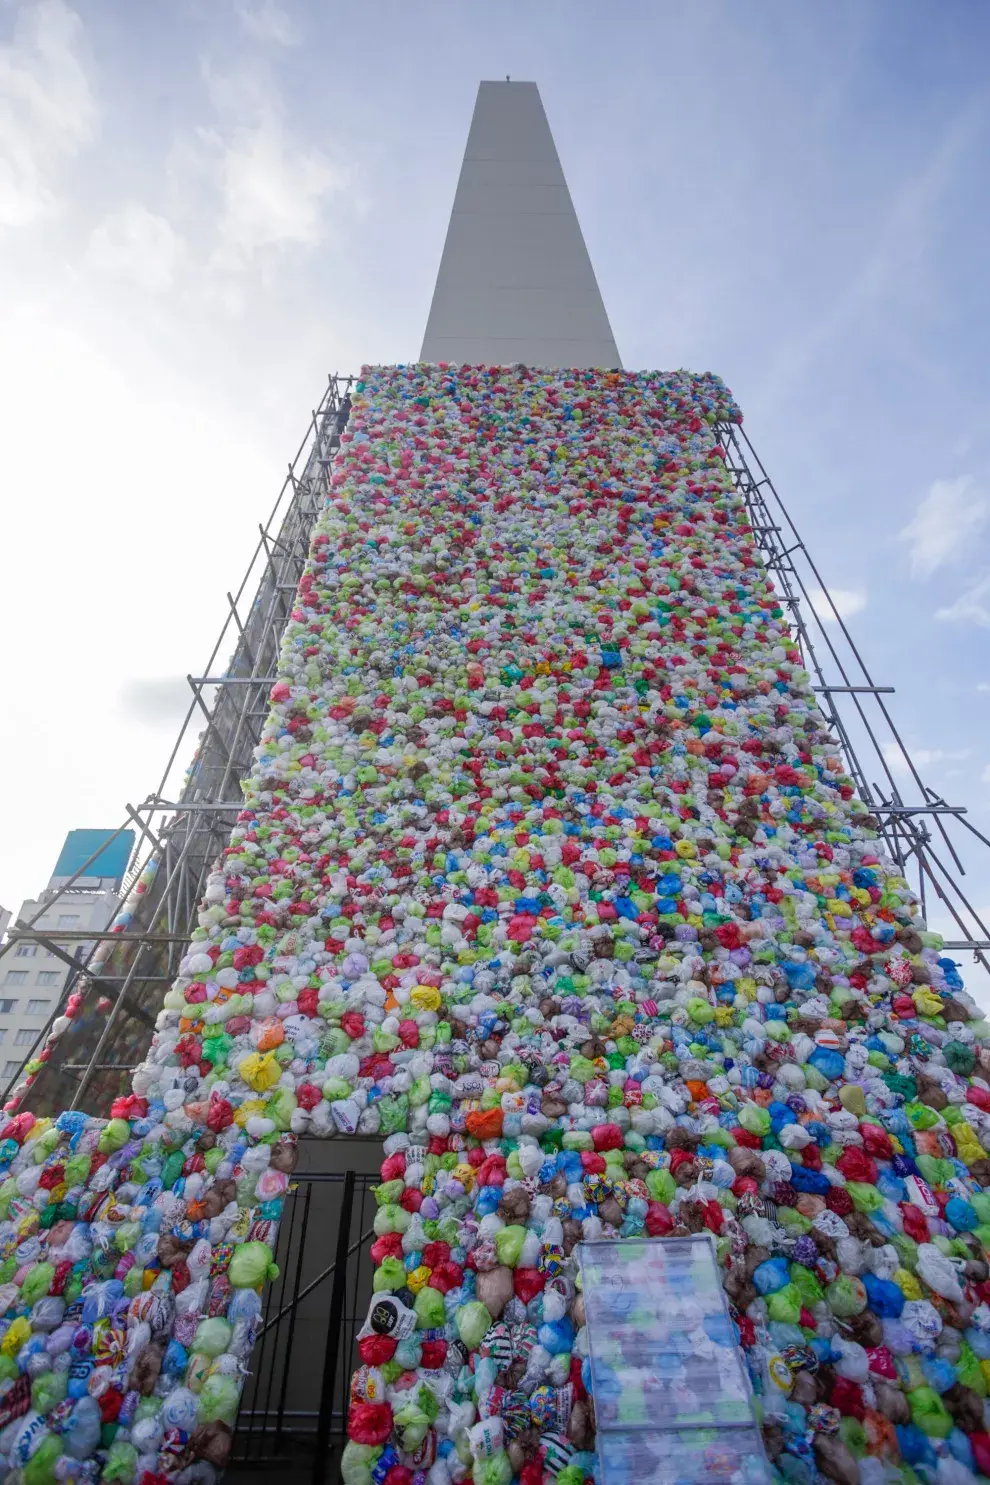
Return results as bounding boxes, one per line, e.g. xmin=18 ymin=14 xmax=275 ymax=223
xmin=311 ymin=1171 xmax=356 ymax=1485
xmin=275 ymin=1182 xmax=313 ymax=1446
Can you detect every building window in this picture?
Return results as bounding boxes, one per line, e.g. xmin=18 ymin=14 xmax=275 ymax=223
xmin=0 ymin=1030 xmax=6 ymax=1044
xmin=35 ymin=972 xmax=59 ymax=987
xmin=13 ymin=1030 xmax=35 ymax=1048
xmin=2 ymin=1061 xmax=21 ymax=1078
xmin=25 ymin=1000 xmax=50 ymax=1017
xmin=13 ymin=945 xmax=36 ymax=958
xmin=56 ymin=914 xmax=80 ymax=928
xmin=0 ymin=1001 xmax=15 ymax=1015
xmin=4 ymin=972 xmax=27 ymax=986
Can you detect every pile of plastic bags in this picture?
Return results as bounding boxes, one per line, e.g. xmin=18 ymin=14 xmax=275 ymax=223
xmin=0 ymin=365 xmax=988 ymax=1485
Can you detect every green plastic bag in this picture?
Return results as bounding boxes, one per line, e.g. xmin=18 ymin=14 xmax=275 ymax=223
xmin=789 ymin=1264 xmax=823 ymax=1306
xmin=944 ymin=1040 xmax=975 ymax=1075
xmin=20 ymin=1262 xmax=54 ymax=1305
xmin=766 ymin=1283 xmax=802 ymax=1326
xmin=916 ymin=1154 xmax=954 ymax=1189
xmin=409 ymin=1075 xmax=431 ymax=1108
xmin=567 ymin=1055 xmax=596 ymax=1085
xmin=393 ymin=1401 xmax=430 ymax=1450
xmin=957 ymin=1340 xmax=987 ymax=1397
xmin=24 ymin=1436 xmax=62 ymax=1485
xmin=838 ymin=1416 xmax=867 ymax=1457
xmin=372 ymin=1257 xmax=406 ymax=1293
xmin=98 ymin=1118 xmax=131 ymax=1153
xmin=473 ymin=1452 xmax=513 ymax=1485
xmin=738 ymin=1104 xmax=771 ymax=1137
xmin=101 ymin=1440 xmax=139 ymax=1483
xmin=646 ymin=1169 xmax=676 ymax=1205
xmin=883 ymin=1072 xmax=916 ymax=1101
xmin=494 ymin=1225 xmax=526 ymax=1268
xmin=373 ymin=1203 xmax=409 ymax=1236
xmin=890 ymin=1232 xmax=920 ymax=1270
xmin=377 ymin=1095 xmax=409 ymax=1136
xmin=123 ymin=1265 xmax=145 ymax=1299
xmin=228 ymin=1241 xmax=278 ymax=1288
xmin=193 ymin=1318 xmax=232 ymax=1358
xmin=846 ymin=1181 xmax=884 ymax=1213
xmin=31 ymin=1368 xmax=67 ymax=1414
xmin=0 ymin=1179 xmax=16 ymax=1220
xmin=414 ymin=1285 xmax=445 ymax=1330
xmin=340 ymin=1442 xmax=381 ymax=1485
xmin=907 ymin=1385 xmax=953 ymax=1438
xmin=456 ymin=1300 xmax=493 ymax=1350
xmin=162 ymin=1150 xmax=185 ymax=1190
xmin=32 ymin=1128 xmax=60 ymax=1163
xmin=373 ymin=1179 xmax=404 ymax=1207
xmin=415 ymin=1382 xmax=439 ymax=1422
xmin=266 ymin=1087 xmax=297 ymax=1130
xmin=114 ymin=1221 xmax=141 ymax=1255
xmin=825 ymin=1274 xmax=866 ymax=1317
xmin=197 ymin=1372 xmax=241 ymax=1424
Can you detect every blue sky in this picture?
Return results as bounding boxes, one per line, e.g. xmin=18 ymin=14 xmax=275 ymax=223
xmin=2 ymin=0 xmax=990 ymax=988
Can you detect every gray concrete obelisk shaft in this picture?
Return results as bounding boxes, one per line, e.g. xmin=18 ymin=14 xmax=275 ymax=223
xmin=420 ymin=80 xmax=621 ymax=369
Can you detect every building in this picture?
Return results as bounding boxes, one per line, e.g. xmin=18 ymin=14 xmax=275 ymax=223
xmin=0 ymin=829 xmax=134 ymax=1091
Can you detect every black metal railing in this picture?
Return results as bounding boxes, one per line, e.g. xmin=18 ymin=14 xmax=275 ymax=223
xmin=228 ymin=1171 xmax=378 ymax=1484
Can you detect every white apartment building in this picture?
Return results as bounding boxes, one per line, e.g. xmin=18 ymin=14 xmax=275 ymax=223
xmin=0 ymin=886 xmax=121 ymax=1088
xmin=0 ymin=831 xmax=133 ymax=1091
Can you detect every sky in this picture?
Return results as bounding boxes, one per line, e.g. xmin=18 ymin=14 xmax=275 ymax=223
xmin=2 ymin=0 xmax=990 ymax=988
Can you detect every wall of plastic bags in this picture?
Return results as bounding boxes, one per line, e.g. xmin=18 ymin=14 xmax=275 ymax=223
xmin=1 ymin=365 xmax=989 ymax=1485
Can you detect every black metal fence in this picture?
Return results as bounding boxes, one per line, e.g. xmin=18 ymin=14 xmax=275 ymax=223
xmin=228 ymin=1171 xmax=379 ymax=1484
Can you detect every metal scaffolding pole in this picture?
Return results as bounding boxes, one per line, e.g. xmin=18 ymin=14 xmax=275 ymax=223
xmin=714 ymin=420 xmax=990 ymax=976
xmin=2 ymin=373 xmax=354 ymax=1112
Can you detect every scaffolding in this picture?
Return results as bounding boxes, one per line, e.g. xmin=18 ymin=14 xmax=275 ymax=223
xmin=0 ymin=373 xmax=354 ymax=1115
xmin=715 ymin=421 xmax=990 ymax=978
xmin=3 ymin=397 xmax=990 ymax=1117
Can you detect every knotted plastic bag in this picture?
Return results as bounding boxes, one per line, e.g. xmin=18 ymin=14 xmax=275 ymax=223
xmin=228 ymin=1241 xmax=278 ymax=1288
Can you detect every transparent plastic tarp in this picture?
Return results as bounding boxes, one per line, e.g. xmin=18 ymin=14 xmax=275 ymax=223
xmin=579 ymin=1236 xmax=771 ymax=1485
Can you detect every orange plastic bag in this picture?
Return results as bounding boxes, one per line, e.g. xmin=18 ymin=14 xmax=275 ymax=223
xmin=465 ymin=1108 xmax=504 ymax=1140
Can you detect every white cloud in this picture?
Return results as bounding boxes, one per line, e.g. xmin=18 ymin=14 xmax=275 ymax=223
xmin=982 ymin=764 xmax=990 ymax=784
xmin=937 ymin=574 xmax=990 ymax=628
xmin=86 ymin=204 xmax=183 ymax=292
xmin=806 ymin=585 xmax=866 ymax=622
xmin=234 ymin=0 xmax=300 ymax=46
xmin=117 ymin=676 xmax=217 ymax=727
xmin=754 ymin=101 xmax=983 ymax=410
xmin=900 ymin=476 xmax=988 ymax=578
xmin=881 ymin=742 xmax=970 ymax=778
xmin=156 ymin=60 xmax=348 ymax=300
xmin=200 ymin=109 xmax=343 ymax=270
xmin=0 ymin=0 xmax=97 ymax=227
xmin=117 ymin=676 xmax=190 ymax=726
